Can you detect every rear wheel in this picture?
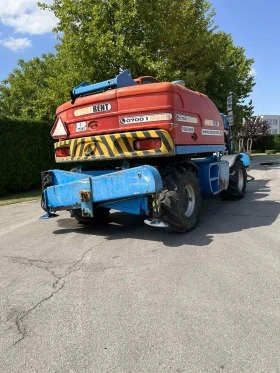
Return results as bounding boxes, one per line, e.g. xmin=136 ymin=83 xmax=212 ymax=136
xmin=159 ymin=166 xmax=201 ymax=232
xmin=220 ymin=159 xmax=246 ymax=200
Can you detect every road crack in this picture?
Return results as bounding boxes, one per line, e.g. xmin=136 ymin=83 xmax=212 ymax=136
xmin=3 ymin=240 xmax=107 ymax=347
xmin=12 ymin=281 xmax=65 ymax=346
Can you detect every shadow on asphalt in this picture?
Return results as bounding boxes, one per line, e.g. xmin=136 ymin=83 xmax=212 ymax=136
xmin=250 ymin=155 xmax=280 ymax=171
xmin=52 ymin=176 xmax=279 ymax=247
xmin=249 ymin=163 xmax=280 ymax=171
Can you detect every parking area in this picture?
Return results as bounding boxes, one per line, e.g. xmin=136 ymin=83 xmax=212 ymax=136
xmin=0 ymin=156 xmax=279 ymax=373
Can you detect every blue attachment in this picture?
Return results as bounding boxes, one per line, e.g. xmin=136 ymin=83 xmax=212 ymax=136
xmin=70 ymin=69 xmax=137 ymax=100
xmin=222 ymin=153 xmax=251 ymax=169
xmin=193 ymin=158 xmax=229 ymax=195
xmin=42 ymin=165 xmax=162 ymax=217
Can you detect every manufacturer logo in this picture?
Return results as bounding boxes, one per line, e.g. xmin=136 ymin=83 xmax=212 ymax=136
xmin=176 ymin=114 xmax=198 ymax=124
xmin=120 ymin=113 xmax=172 ymax=125
xmin=181 ymin=126 xmax=194 ymax=133
xmin=74 ymin=103 xmax=111 ymax=117
xmin=201 ymin=129 xmax=223 ymax=136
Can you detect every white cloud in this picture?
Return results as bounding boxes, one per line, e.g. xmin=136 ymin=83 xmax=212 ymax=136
xmin=0 ymin=37 xmax=32 ymax=52
xmin=0 ymin=0 xmax=57 ymax=35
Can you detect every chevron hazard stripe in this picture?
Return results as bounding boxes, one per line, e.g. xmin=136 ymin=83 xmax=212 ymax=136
xmin=54 ymin=130 xmax=174 ymax=163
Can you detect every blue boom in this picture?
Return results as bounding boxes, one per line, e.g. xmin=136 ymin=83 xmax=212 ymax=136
xmin=70 ymin=69 xmax=136 ymax=102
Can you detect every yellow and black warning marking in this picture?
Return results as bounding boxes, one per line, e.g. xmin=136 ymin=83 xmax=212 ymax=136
xmin=54 ymin=130 xmax=174 ymax=163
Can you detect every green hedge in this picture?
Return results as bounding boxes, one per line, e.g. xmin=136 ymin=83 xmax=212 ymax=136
xmin=0 ymin=117 xmax=56 ymax=196
xmin=252 ymin=134 xmax=280 ymax=153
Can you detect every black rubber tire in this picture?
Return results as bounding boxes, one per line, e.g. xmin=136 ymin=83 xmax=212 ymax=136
xmin=220 ymin=159 xmax=246 ymax=200
xmin=71 ymin=207 xmax=110 ymax=224
xmin=159 ymin=166 xmax=201 ymax=233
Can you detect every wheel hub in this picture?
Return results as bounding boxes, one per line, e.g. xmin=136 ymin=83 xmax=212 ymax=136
xmin=237 ymin=169 xmax=244 ymax=191
xmin=185 ymin=185 xmax=196 ymax=217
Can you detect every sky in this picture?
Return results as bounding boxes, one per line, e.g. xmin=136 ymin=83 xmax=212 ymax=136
xmin=0 ymin=0 xmax=279 ymax=115
xmin=210 ymin=0 xmax=280 ymax=115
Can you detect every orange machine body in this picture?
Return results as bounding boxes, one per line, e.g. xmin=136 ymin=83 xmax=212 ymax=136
xmin=54 ymin=81 xmax=224 ymax=147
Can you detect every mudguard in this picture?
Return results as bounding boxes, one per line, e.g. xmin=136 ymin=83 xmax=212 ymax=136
xmin=221 ymin=153 xmax=250 ymax=169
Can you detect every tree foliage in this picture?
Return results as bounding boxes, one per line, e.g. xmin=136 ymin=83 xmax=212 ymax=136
xmin=0 ymin=54 xmax=65 ymax=120
xmin=0 ymin=0 xmax=255 ymax=122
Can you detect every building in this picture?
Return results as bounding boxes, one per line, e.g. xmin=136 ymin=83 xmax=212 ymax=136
xmin=261 ymin=115 xmax=280 ymax=134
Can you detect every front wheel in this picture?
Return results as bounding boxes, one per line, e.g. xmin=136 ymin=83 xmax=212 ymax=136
xmin=220 ymin=159 xmax=246 ymax=200
xmin=159 ymin=166 xmax=201 ymax=232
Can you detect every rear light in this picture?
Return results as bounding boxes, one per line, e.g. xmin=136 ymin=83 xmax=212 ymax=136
xmin=51 ymin=118 xmax=68 ymax=139
xmin=55 ymin=147 xmax=70 ymax=157
xmin=133 ymin=139 xmax=161 ymax=150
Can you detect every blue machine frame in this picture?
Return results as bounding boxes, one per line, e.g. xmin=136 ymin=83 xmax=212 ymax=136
xmin=41 ymin=156 xmax=241 ymax=219
xmin=193 ymin=158 xmax=229 ymax=195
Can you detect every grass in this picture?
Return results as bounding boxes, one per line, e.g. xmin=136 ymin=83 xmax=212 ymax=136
xmin=0 ymin=190 xmax=41 ymax=206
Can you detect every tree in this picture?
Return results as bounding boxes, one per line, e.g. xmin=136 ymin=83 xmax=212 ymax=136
xmin=0 ymin=0 xmax=255 ymax=122
xmin=0 ymin=54 xmax=63 ymax=120
xmin=39 ymin=0 xmax=220 ymax=85
xmin=204 ymin=31 xmax=255 ymax=129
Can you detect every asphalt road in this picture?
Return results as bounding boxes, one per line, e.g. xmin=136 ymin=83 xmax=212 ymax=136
xmin=0 ymin=156 xmax=279 ymax=373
